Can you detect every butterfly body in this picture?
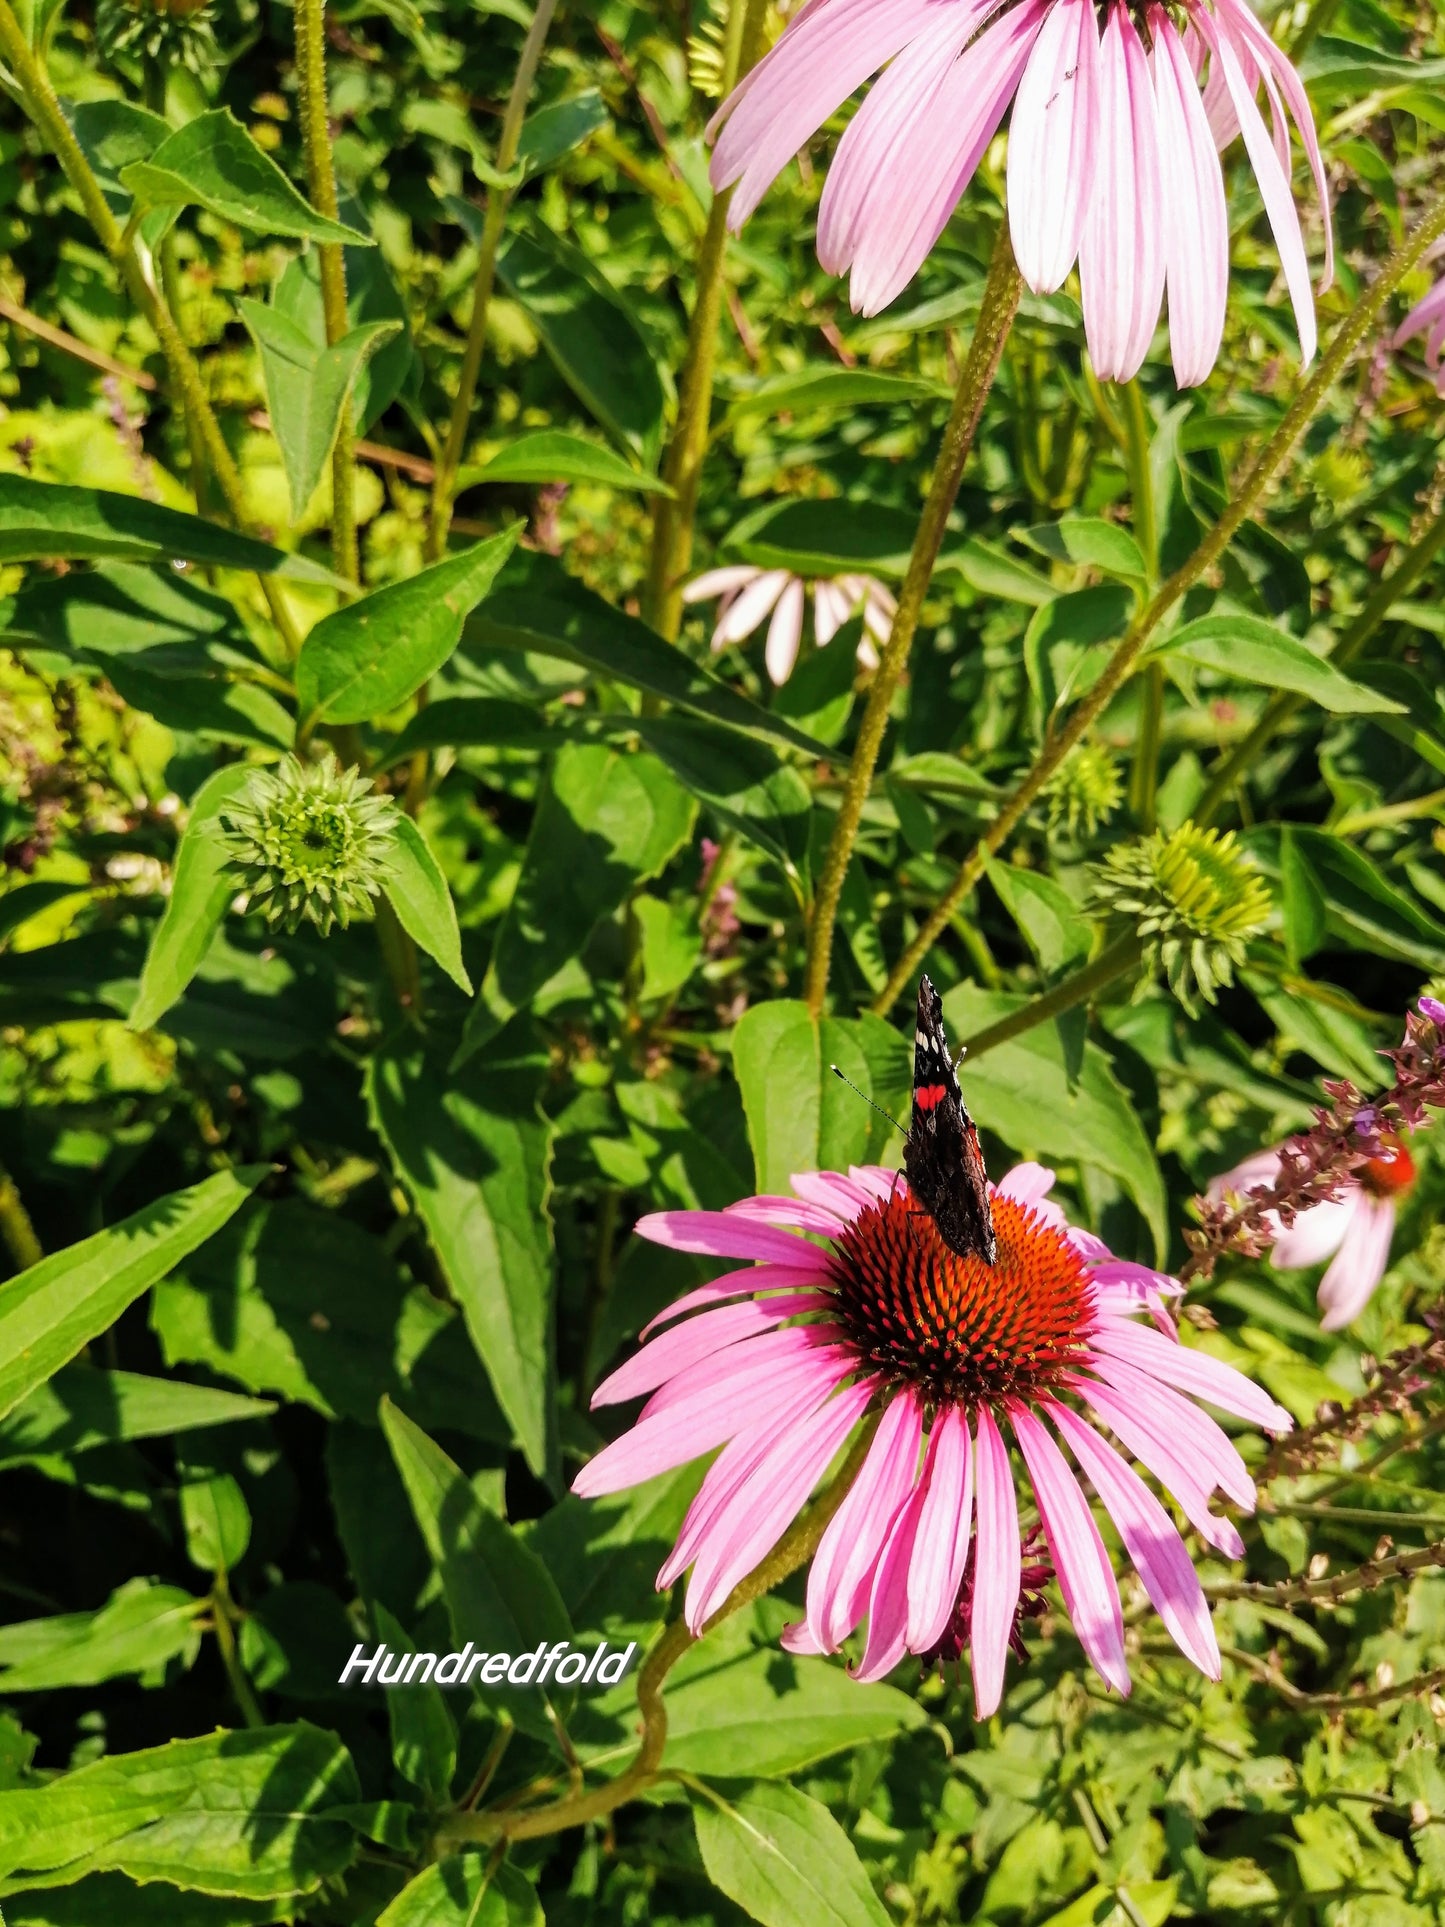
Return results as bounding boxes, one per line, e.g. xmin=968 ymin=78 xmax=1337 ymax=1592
xmin=903 ymin=975 xmax=997 ymax=1266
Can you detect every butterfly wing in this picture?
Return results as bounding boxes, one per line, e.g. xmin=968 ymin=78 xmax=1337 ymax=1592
xmin=903 ymin=975 xmax=997 ymax=1265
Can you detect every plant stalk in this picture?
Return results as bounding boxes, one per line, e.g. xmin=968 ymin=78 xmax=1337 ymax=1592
xmin=426 ymin=0 xmax=561 ymax=562
xmin=0 ymin=1164 xmax=42 ymax=1271
xmin=804 ymin=220 xmax=1023 ymax=1018
xmin=873 ymin=190 xmax=1445 ymax=1017
xmin=960 ymin=934 xmax=1144 ymax=1062
xmin=294 ymin=0 xmax=357 ymax=581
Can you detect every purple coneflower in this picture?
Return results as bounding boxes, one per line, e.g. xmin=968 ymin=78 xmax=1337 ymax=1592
xmin=683 ymin=564 xmax=895 ymax=683
xmin=1212 ymin=1137 xmax=1417 ymax=1333
xmin=574 ymin=1162 xmax=1291 ymax=1713
xmin=1395 ymin=256 xmax=1445 ymax=397
xmin=710 ymin=0 xmax=1332 ymax=383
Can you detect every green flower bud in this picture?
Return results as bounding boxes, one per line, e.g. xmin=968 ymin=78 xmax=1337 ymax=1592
xmin=220 ymin=755 xmax=400 ymax=938
xmin=1090 ymin=823 xmax=1273 ymax=1016
xmin=96 ymin=0 xmax=218 ymax=77
xmin=1045 ymin=742 xmax=1124 ymax=840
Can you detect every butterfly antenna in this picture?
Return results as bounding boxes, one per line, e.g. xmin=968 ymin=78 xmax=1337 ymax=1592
xmin=829 ymin=1065 xmax=906 ymax=1137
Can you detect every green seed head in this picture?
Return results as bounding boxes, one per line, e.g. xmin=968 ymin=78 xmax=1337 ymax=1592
xmin=220 ymin=755 xmax=400 ymax=938
xmin=1046 ymin=742 xmax=1124 ymax=841
xmin=1090 ymin=823 xmax=1273 ymax=1016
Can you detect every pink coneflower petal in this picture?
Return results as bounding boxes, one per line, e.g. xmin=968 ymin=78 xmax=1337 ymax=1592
xmin=851 ymin=1457 xmax=932 ymax=1681
xmin=805 ymin=1389 xmax=922 ymax=1650
xmin=1073 ymin=1370 xmax=1248 ymax=1558
xmin=1270 ymin=1195 xmax=1354 ymax=1270
xmin=1081 ymin=1355 xmax=1255 ymax=1510
xmin=1150 ymin=7 xmax=1228 ymax=387
xmin=714 ymin=568 xmax=791 ymax=645
xmin=634 ymin=1210 xmax=824 ymax=1266
xmin=995 ymin=1161 xmax=1058 ymax=1213
xmin=1013 ymin=1405 xmax=1129 ymax=1696
xmin=593 ymin=1291 xmax=828 ymax=1406
xmin=813 ymin=578 xmax=849 ymax=644
xmin=640 ymin=1325 xmax=840 ymax=1419
xmin=641 ymin=1263 xmax=828 ymax=1339
xmin=790 ymin=1169 xmax=881 ymax=1217
xmin=1080 ymin=3 xmax=1165 ymax=383
xmin=1396 ymin=280 xmax=1445 ymax=350
xmin=726 ymin=1193 xmax=851 ymax=1234
xmin=1318 ymin=1196 xmax=1395 ymax=1333
xmin=906 ymin=1403 xmax=974 ymax=1651
xmin=1089 ymin=1316 xmax=1293 ymax=1433
xmin=765 ymin=575 xmax=807 ymax=683
xmin=969 ymin=1405 xmax=1022 ymax=1718
xmin=1006 ymin=0 xmax=1098 ymax=294
xmin=683 ymin=565 xmax=763 ymax=602
xmin=1049 ymin=1401 xmax=1220 ymax=1678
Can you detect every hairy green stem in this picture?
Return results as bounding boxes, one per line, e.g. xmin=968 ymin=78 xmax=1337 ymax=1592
xmin=873 ymin=191 xmax=1445 ymax=1018
xmin=426 ymin=0 xmax=560 ymax=562
xmin=1120 ymin=381 xmax=1163 ymax=828
xmin=805 ymin=221 xmax=1023 ymax=1018
xmin=1196 ymin=488 xmax=1445 ymax=826
xmin=434 ymin=1414 xmax=882 ymax=1850
xmin=0 ymin=1164 xmax=42 ymax=1272
xmin=960 ymin=934 xmax=1143 ymax=1062
xmin=641 ymin=0 xmax=771 ymax=638
xmin=294 ymin=0 xmax=357 ymax=581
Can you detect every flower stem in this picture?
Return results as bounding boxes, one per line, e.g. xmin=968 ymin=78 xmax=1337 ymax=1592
xmin=959 ymin=934 xmax=1143 ymax=1062
xmin=804 ymin=220 xmax=1023 ymax=1018
xmin=434 ymin=1413 xmax=881 ymax=1850
xmin=641 ymin=0 xmax=772 ymax=639
xmin=293 ymin=0 xmax=357 ymax=582
xmin=0 ymin=1164 xmax=42 ymax=1272
xmin=210 ymin=1572 xmax=264 ymax=1729
xmin=873 ymin=190 xmax=1445 ymax=1018
xmin=425 ymin=0 xmax=560 ymax=563
xmin=1119 ymin=380 xmax=1163 ymax=829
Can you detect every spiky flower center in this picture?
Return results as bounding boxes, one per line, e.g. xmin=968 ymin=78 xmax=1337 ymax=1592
xmin=826 ymin=1191 xmax=1095 ymax=1409
xmin=220 ymin=755 xmax=400 ymax=938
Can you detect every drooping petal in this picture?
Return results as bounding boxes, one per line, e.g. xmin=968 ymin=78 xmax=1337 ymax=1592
xmin=1072 ymin=1369 xmax=1248 ymax=1557
xmin=1269 ymin=1194 xmax=1355 ymax=1270
xmin=641 ymin=1324 xmax=839 ymax=1419
xmin=1149 ymin=6 xmax=1228 ymax=387
xmin=640 ymin=1263 xmax=830 ymax=1339
xmin=1079 ymin=1354 xmax=1255 ymax=1509
xmin=1006 ymin=0 xmax=1099 ymax=294
xmin=969 ymin=1405 xmax=1022 ymax=1718
xmin=592 ymin=1291 xmax=828 ymax=1406
xmin=713 ymin=568 xmax=792 ymax=645
xmin=813 ymin=578 xmax=849 ymax=645
xmin=765 ymin=575 xmax=807 ymax=683
xmin=907 ymin=1404 xmax=974 ymax=1651
xmin=805 ymin=1390 xmax=923 ymax=1650
xmin=1395 ymin=279 xmax=1445 ymax=350
xmin=726 ymin=1193 xmax=851 ymax=1234
xmin=1012 ymin=1405 xmax=1130 ymax=1696
xmin=852 ymin=1457 xmax=932 ymax=1681
xmin=1317 ymin=1196 xmax=1395 ymax=1333
xmin=1048 ymin=1401 xmax=1220 ymax=1679
xmin=1079 ymin=2 xmax=1166 ymax=383
xmin=684 ymin=565 xmax=763 ymax=602
xmin=1088 ymin=1316 xmax=1294 ymax=1433
xmin=790 ymin=1169 xmax=879 ymax=1218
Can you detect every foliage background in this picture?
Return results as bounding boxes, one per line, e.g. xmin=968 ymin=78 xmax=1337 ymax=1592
xmin=0 ymin=0 xmax=1443 ymax=1921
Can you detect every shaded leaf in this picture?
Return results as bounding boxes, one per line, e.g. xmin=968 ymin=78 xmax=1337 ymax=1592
xmin=463 ymin=429 xmax=670 ymax=494
xmin=128 ymin=765 xmax=253 ymax=1033
xmin=693 ymin=1783 xmax=891 ymax=1927
xmin=0 ymin=1579 xmax=203 ymax=1694
xmin=121 ymin=110 xmax=369 ymax=244
xmin=0 ymin=1366 xmax=272 ymax=1465
xmin=382 ymin=816 xmax=472 ymax=994
xmin=377 ymin=1858 xmax=542 ymax=1926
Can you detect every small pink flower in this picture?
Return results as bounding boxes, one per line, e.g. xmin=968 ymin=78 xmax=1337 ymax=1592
xmin=710 ymin=0 xmax=1332 ymax=384
xmin=1211 ymin=1138 xmax=1418 ymax=1333
xmin=1394 ymin=252 xmax=1445 ymax=398
xmin=574 ymin=1162 xmax=1291 ymax=1712
xmin=683 ymin=564 xmax=896 ymax=684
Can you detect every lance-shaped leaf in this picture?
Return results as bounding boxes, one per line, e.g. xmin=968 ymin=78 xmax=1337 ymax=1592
xmin=457 ymin=742 xmax=694 ymax=1060
xmin=369 ymin=1037 xmax=555 ymax=1479
xmin=120 ymin=110 xmax=370 ymax=244
xmin=0 ymin=476 xmax=342 ymax=583
xmin=461 ymin=429 xmax=671 ymax=494
xmin=0 ymin=1165 xmax=264 ymax=1424
xmin=128 ymin=765 xmax=252 ymax=1034
xmin=296 ymin=528 xmax=519 ymax=728
xmin=1150 ymin=613 xmax=1406 ymax=716
xmin=693 ymin=1783 xmax=892 ymax=1927
xmin=0 ymin=1365 xmax=272 ymax=1465
xmin=237 ymin=299 xmax=401 ymax=520
xmin=380 ymin=816 xmax=472 ymax=995
xmin=0 ymin=1578 xmax=205 ymax=1694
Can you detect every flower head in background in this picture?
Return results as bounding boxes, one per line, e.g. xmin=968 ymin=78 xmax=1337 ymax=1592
xmin=221 ymin=755 xmax=400 ymax=938
xmin=575 ymin=1162 xmax=1291 ymax=1713
xmin=683 ymin=564 xmax=896 ymax=684
xmin=1211 ymin=1138 xmax=1417 ymax=1332
xmin=1394 ymin=253 xmax=1445 ymax=397
xmin=710 ymin=0 xmax=1332 ymax=384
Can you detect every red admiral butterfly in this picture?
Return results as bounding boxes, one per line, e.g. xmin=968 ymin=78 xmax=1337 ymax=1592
xmin=903 ymin=974 xmax=996 ymax=1267
xmin=831 ymin=974 xmax=996 ymax=1266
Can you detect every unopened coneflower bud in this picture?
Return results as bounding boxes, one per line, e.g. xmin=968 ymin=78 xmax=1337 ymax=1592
xmin=96 ymin=0 xmax=217 ymax=75
xmin=1090 ymin=823 xmax=1273 ymax=1016
xmin=1045 ymin=741 xmax=1123 ymax=840
xmin=220 ymin=755 xmax=400 ymax=939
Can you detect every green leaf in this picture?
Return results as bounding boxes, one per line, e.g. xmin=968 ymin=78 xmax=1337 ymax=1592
xmin=120 ymin=110 xmax=370 ymax=244
xmin=0 ymin=1579 xmax=204 ymax=1694
xmin=179 ymin=1469 xmax=251 ymax=1574
xmin=0 ymin=1724 xmax=360 ymax=1899
xmin=466 ymin=550 xmax=829 ymax=758
xmin=152 ymin=1198 xmax=510 ymax=1441
xmin=944 ymin=985 xmax=1168 ymax=1261
xmin=726 ymin=498 xmax=920 ymax=579
xmin=495 ymin=226 xmax=666 ymax=463
xmin=369 ymin=1037 xmax=556 ymax=1478
xmin=693 ymin=1783 xmax=891 ymax=1927
xmin=236 ymin=299 xmax=400 ymax=521
xmin=0 ymin=1165 xmax=264 ymax=1425
xmin=273 ymin=241 xmax=413 ymax=437
xmin=4 ymin=561 xmax=252 ymax=659
xmin=986 ymin=861 xmax=1094 ymax=976
xmin=0 ymin=477 xmax=341 ymax=583
xmin=1243 ymin=825 xmax=1445 ymax=972
xmin=634 ymin=718 xmax=811 ymax=885
xmin=732 ymin=1000 xmax=909 ymax=1195
xmin=378 ymin=1858 xmax=542 ymax=1926
xmin=0 ymin=1366 xmax=272 ymax=1465
xmin=128 ymin=765 xmax=253 ymax=1034
xmin=516 ymin=88 xmax=610 ymax=175
xmin=950 ymin=536 xmax=1056 ymax=607
xmin=463 ymin=429 xmax=671 ymax=494
xmin=0 ymin=1874 xmax=287 ymax=1923
xmin=373 ymin=1605 xmax=457 ymax=1804
xmin=381 ymin=816 xmax=471 ymax=994
xmin=1023 ymin=585 xmax=1133 ymax=722
xmin=527 ymin=1464 xmax=704 ymax=1643
xmin=1016 ymin=517 xmax=1147 ymax=579
xmin=722 ymin=367 xmax=949 ymax=424
xmin=67 ymin=99 xmax=169 ymax=210
xmin=459 ymin=743 xmax=694 ymax=1056
xmin=379 ymin=1401 xmax=571 ymax=1742
xmin=100 ymin=652 xmax=293 ymax=752
xmin=0 ymin=880 xmax=89 ymax=947
xmin=296 ymin=528 xmax=519 ymax=728
xmin=1154 ymin=615 xmax=1405 ymax=715
xmin=377 ymin=697 xmax=554 ymax=767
